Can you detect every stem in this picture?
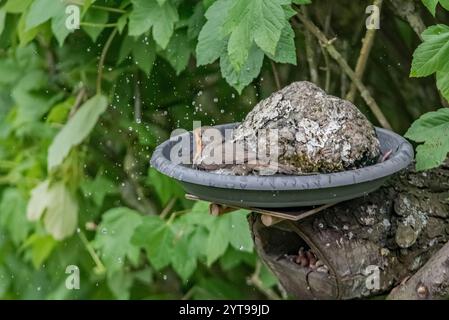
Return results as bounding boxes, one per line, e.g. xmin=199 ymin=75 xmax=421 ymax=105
xmin=134 ymin=71 xmax=142 ymax=123
xmin=80 ymin=22 xmax=118 ymax=28
xmin=346 ymin=0 xmax=383 ymax=102
xmin=302 ymin=5 xmax=319 ymax=85
xmin=69 ymin=87 xmax=87 ymax=118
xmin=270 ymin=61 xmax=282 ymax=90
xmin=96 ymin=28 xmax=118 ymax=95
xmin=91 ymin=5 xmax=127 ymax=13
xmin=247 ymin=261 xmax=281 ymax=300
xmin=78 ymin=230 xmax=106 ymax=275
xmin=160 ymin=198 xmax=176 ymax=219
xmin=296 ymin=11 xmax=393 ymax=130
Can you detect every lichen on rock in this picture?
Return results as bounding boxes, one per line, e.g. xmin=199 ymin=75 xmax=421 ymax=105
xmin=196 ymin=81 xmax=381 ymax=175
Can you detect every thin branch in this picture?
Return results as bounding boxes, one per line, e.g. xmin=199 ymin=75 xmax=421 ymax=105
xmin=302 ymin=5 xmax=319 ymax=85
xmin=134 ymin=72 xmax=142 ymax=123
xmin=80 ymin=22 xmax=118 ymax=28
xmin=319 ymin=44 xmax=331 ymax=92
xmin=296 ymin=11 xmax=393 ymax=130
xmin=160 ymin=198 xmax=176 ymax=219
xmin=270 ymin=61 xmax=282 ymax=90
xmin=346 ymin=0 xmax=383 ymax=102
xmin=340 ymin=40 xmax=349 ymax=97
xmin=69 ymin=87 xmax=87 ymax=118
xmin=78 ymin=230 xmax=106 ymax=275
xmin=247 ymin=261 xmax=281 ymax=300
xmin=387 ymin=0 xmax=425 ymax=39
xmin=96 ymin=28 xmax=118 ymax=95
xmin=91 ymin=4 xmax=127 ymax=13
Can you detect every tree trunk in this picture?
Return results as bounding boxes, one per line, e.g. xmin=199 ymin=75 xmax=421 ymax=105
xmin=249 ymin=161 xmax=449 ymax=299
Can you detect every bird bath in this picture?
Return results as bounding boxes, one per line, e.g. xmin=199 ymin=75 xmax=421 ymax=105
xmin=150 ymin=123 xmax=413 ymax=208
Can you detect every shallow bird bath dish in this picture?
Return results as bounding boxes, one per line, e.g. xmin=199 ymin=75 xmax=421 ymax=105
xmin=150 ymin=123 xmax=413 ymax=208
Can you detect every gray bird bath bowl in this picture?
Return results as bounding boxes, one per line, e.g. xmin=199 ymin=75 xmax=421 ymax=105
xmin=150 ymin=123 xmax=413 ymax=208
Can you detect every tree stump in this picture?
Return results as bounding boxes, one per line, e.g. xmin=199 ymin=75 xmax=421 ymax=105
xmin=249 ymin=161 xmax=449 ymax=299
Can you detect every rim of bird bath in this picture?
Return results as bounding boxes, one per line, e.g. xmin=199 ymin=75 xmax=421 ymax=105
xmin=150 ymin=123 xmax=414 ymax=208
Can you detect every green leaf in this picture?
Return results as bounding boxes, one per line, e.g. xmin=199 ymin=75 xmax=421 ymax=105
xmin=26 ymin=181 xmax=50 ymax=222
xmin=4 ymin=0 xmax=33 ymax=13
xmin=18 ymin=14 xmax=40 ymax=46
xmin=27 ymin=181 xmax=78 ymax=240
xmin=0 ymin=266 xmax=11 ymax=297
xmin=292 ymin=0 xmax=312 ymax=3
xmin=128 ymin=0 xmax=178 ymax=49
xmin=441 ymin=0 xmax=449 ymax=10
xmin=94 ymin=208 xmax=143 ymax=275
xmin=422 ymin=0 xmax=449 ymax=15
xmin=223 ymin=0 xmax=288 ymax=67
xmin=147 ymin=168 xmax=184 ymax=205
xmin=187 ymin=2 xmax=206 ymax=40
xmin=196 ymin=0 xmax=231 ymax=66
xmin=220 ymin=44 xmax=264 ymax=93
xmin=0 ymin=9 xmax=6 ymax=37
xmin=410 ymin=25 xmax=449 ymax=77
xmin=107 ymin=270 xmax=134 ymax=300
xmin=227 ymin=18 xmax=252 ymax=71
xmin=42 ymin=182 xmax=78 ymax=240
xmin=82 ymin=10 xmax=109 ymax=42
xmin=132 ymin=215 xmax=174 ymax=270
xmin=80 ymin=174 xmax=117 ymax=206
xmin=171 ymin=234 xmax=197 ymax=282
xmin=206 ymin=216 xmax=230 ymax=266
xmin=437 ymin=71 xmax=449 ymax=101
xmin=25 ymin=0 xmax=65 ymax=30
xmin=422 ymin=0 xmax=439 ymax=16
xmin=132 ymin=36 xmax=156 ymax=75
xmin=405 ymin=108 xmax=449 ymax=170
xmin=268 ymin=23 xmax=297 ymax=65
xmin=0 ymin=188 xmax=30 ymax=245
xmin=160 ymin=30 xmax=192 ymax=75
xmin=47 ymin=94 xmax=108 ymax=171
xmin=22 ymin=234 xmax=57 ymax=268
xmin=228 ymin=210 xmax=253 ymax=252
xmin=51 ymin=9 xmax=74 ymax=46
xmin=193 ymin=278 xmax=244 ymax=299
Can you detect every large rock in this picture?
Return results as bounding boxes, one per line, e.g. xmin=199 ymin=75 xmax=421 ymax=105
xmin=232 ymin=81 xmax=381 ymax=174
xmin=195 ymin=81 xmax=381 ymax=175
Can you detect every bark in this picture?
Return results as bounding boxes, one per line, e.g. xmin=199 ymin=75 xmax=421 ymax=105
xmin=249 ymin=160 xmax=449 ymax=299
xmin=387 ymin=240 xmax=449 ymax=299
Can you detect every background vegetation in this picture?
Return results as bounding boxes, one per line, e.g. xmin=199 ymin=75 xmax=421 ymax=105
xmin=0 ymin=0 xmax=448 ymax=299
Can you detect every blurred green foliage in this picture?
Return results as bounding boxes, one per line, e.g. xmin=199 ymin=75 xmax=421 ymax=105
xmin=0 ymin=0 xmax=447 ymax=299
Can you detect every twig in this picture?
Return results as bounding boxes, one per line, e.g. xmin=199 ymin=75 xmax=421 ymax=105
xmin=247 ymin=261 xmax=281 ymax=300
xmin=387 ymin=0 xmax=426 ymax=39
xmin=80 ymin=22 xmax=118 ymax=28
xmin=346 ymin=0 xmax=383 ymax=102
xmin=134 ymin=72 xmax=142 ymax=123
xmin=96 ymin=28 xmax=118 ymax=95
xmin=270 ymin=61 xmax=282 ymax=90
xmin=388 ymin=0 xmax=449 ymax=107
xmin=78 ymin=230 xmax=106 ymax=275
xmin=91 ymin=4 xmax=127 ymax=13
xmin=319 ymin=45 xmax=331 ymax=92
xmin=296 ymin=11 xmax=393 ymax=130
xmin=340 ymin=40 xmax=349 ymax=97
xmin=302 ymin=6 xmax=319 ymax=85
xmin=69 ymin=87 xmax=87 ymax=118
xmin=160 ymin=198 xmax=176 ymax=219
